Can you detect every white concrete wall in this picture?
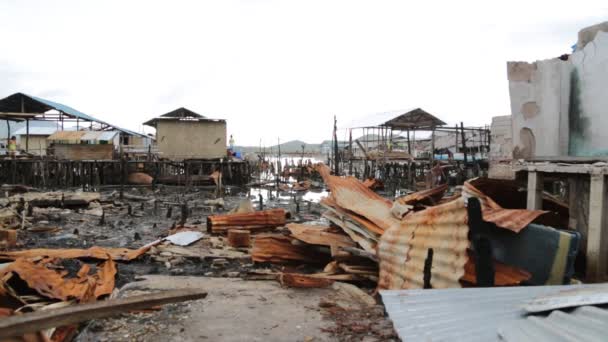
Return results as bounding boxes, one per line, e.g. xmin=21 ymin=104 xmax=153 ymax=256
xmin=507 ymin=59 xmax=572 ymax=159
xmin=489 ymin=115 xmax=512 ymax=160
xmin=506 ymin=22 xmax=608 ymax=159
xmin=156 ymin=120 xmax=227 ymax=160
xmin=569 ymin=31 xmax=608 ymax=156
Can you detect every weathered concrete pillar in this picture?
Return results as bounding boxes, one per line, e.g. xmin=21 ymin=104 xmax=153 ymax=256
xmin=526 ymin=171 xmax=543 ymax=210
xmin=587 ymin=172 xmax=607 ymax=281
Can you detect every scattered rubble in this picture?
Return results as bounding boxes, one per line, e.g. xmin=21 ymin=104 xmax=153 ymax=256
xmin=0 ymin=159 xmax=593 ymax=340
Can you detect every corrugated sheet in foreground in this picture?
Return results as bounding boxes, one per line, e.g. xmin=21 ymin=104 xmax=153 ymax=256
xmin=498 ymin=305 xmax=608 ymax=341
xmin=380 ymin=284 xmax=607 ymax=342
xmin=378 ymin=199 xmax=469 ymax=289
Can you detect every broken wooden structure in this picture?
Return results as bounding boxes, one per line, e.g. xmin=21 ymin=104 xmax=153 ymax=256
xmin=338 ymin=108 xmax=490 ymax=192
xmin=0 ymin=158 xmax=250 ymax=188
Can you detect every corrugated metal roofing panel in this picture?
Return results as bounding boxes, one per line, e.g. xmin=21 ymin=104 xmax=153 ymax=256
xmin=380 ymin=284 xmax=607 ymax=342
xmin=81 ymin=130 xmax=118 ymax=142
xmin=47 ymin=131 xmax=86 ymax=142
xmin=344 ymin=108 xmax=446 ymax=129
xmin=13 ymin=127 xmax=58 ymax=136
xmin=463 ymin=180 xmax=547 ymax=232
xmin=523 ymin=284 xmax=608 ymax=312
xmin=48 ymin=130 xmax=118 ymax=144
xmin=498 ymin=306 xmax=608 ymax=341
xmin=27 ymin=94 xmax=104 ymax=124
xmin=21 ymin=93 xmax=146 ymax=138
xmin=378 ymin=199 xmax=469 ymax=290
xmin=316 ymin=164 xmax=398 ymax=231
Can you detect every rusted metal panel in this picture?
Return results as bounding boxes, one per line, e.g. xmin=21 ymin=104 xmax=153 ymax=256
xmin=251 ymin=234 xmax=329 ymax=264
xmin=396 ymin=183 xmax=449 ymax=206
xmin=0 ymin=244 xmax=156 ymax=261
xmin=463 ymin=180 xmax=548 ymax=232
xmin=206 ymin=209 xmax=287 ymax=233
xmin=462 ymin=251 xmax=531 ymax=286
xmin=47 ymin=130 xmax=118 ymax=144
xmin=0 ymin=258 xmax=116 ymax=302
xmin=316 ymin=164 xmax=399 ymax=231
xmin=286 ymin=223 xmax=356 ymax=248
xmin=47 ymin=130 xmax=86 ymax=143
xmin=378 ymin=199 xmax=469 ymax=289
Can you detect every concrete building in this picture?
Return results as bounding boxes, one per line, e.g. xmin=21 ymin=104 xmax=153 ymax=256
xmin=488 ymin=115 xmax=514 ymax=179
xmin=144 ymin=107 xmax=227 ymax=160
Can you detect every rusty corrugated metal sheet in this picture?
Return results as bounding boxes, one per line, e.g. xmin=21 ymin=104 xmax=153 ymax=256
xmin=0 ymin=245 xmax=155 ymax=261
xmin=396 ymin=183 xmax=448 ymax=206
xmin=316 ymin=164 xmax=399 ymax=231
xmin=286 ymin=223 xmax=356 ymax=248
xmin=378 ymin=198 xmax=469 ymax=289
xmin=251 ymin=234 xmax=330 ymax=264
xmin=379 ymin=184 xmax=553 ymax=289
xmin=0 ymin=258 xmax=116 ymax=302
xmin=47 ymin=130 xmax=86 ymax=143
xmin=463 ymin=180 xmax=547 ymax=232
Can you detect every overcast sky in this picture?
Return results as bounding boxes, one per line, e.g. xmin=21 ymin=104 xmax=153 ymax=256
xmin=1 ymin=1 xmax=606 ymax=146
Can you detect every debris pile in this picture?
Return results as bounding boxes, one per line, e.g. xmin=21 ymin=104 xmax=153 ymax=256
xmin=0 ymin=161 xmax=585 ymax=340
xmin=244 ymin=163 xmax=567 ymax=292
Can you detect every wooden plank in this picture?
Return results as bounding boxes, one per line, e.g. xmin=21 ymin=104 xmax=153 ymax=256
xmin=526 ymin=171 xmax=543 ymax=210
xmin=0 ymin=289 xmax=207 ymax=339
xmin=587 ymin=173 xmax=607 ymax=281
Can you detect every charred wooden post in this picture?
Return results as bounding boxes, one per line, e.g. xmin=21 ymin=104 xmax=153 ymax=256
xmin=207 ymin=208 xmax=288 ymax=233
xmin=166 ymin=206 xmax=173 ymax=219
xmin=154 ymin=200 xmax=159 ymax=216
xmin=333 ymin=115 xmax=339 ymax=175
xmin=120 ymin=158 xmax=126 ymax=200
xmin=423 ymin=248 xmax=433 ymax=289
xmin=179 ymin=202 xmax=189 ymax=226
xmin=127 ymin=204 xmax=133 ymax=216
xmin=460 ymin=122 xmax=467 ymax=164
xmin=258 ymin=193 xmax=263 ymax=211
xmin=153 ymin=162 xmax=159 ymax=190
xmin=467 ymin=197 xmax=495 ymax=287
xmin=294 ymin=195 xmax=300 ymax=214
xmin=99 ymin=210 xmax=105 ymax=226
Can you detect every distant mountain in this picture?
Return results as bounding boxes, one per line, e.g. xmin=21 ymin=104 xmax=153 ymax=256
xmin=235 ymin=139 xmax=322 ymax=154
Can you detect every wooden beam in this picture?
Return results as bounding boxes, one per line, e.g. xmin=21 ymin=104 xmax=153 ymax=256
xmin=526 ymin=171 xmax=543 ymax=210
xmin=0 ymin=289 xmax=207 ymax=339
xmin=355 ymin=139 xmax=369 ymax=159
xmin=587 ymin=173 xmax=607 ymax=281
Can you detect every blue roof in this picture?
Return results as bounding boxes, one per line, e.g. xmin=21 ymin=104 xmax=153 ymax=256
xmin=1 ymin=93 xmax=148 ymax=138
xmin=27 ymin=94 xmax=103 ymax=124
